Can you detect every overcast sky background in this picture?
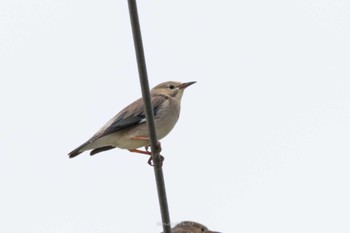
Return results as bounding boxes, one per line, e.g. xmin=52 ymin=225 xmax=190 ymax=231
xmin=1 ymin=0 xmax=350 ymax=232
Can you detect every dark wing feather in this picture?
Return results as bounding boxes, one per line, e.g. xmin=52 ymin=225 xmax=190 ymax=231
xmin=97 ymin=111 xmax=144 ymax=137
xmin=90 ymin=146 xmax=115 ymax=156
xmin=90 ymin=94 xmax=168 ymax=140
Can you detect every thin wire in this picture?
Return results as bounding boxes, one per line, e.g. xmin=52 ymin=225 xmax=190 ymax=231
xmin=127 ymin=1 xmax=171 ymax=232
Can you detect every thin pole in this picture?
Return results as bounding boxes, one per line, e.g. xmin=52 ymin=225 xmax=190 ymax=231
xmin=127 ymin=1 xmax=171 ymax=232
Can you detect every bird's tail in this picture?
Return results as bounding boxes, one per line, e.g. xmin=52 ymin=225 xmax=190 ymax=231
xmin=68 ymin=141 xmax=90 ymax=158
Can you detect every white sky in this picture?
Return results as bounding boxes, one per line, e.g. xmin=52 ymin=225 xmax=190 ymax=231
xmin=1 ymin=0 xmax=350 ymax=232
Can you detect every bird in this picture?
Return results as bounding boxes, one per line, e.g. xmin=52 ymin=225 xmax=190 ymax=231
xmin=68 ymin=81 xmax=196 ymax=160
xmin=165 ymin=221 xmax=221 ymax=233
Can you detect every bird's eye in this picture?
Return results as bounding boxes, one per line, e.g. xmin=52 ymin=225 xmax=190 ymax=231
xmin=201 ymin=228 xmax=205 ymax=232
xmin=168 ymin=84 xmax=175 ymax=89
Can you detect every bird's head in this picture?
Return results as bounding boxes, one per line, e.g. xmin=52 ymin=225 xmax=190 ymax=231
xmin=151 ymin=81 xmax=196 ymax=102
xmin=171 ymin=221 xmax=221 ymax=233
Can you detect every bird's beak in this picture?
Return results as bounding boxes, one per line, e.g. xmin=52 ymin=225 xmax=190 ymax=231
xmin=207 ymin=231 xmax=221 ymax=233
xmin=178 ymin=81 xmax=196 ymax=89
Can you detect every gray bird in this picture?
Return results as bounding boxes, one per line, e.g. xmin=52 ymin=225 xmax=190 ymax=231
xmin=165 ymin=221 xmax=221 ymax=233
xmin=68 ymin=81 xmax=195 ymax=159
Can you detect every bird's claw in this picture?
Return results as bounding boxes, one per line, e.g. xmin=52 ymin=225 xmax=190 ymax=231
xmin=148 ymin=154 xmax=164 ymax=167
xmin=144 ymin=141 xmax=163 ymax=166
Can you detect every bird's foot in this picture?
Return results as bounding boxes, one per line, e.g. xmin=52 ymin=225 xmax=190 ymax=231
xmin=148 ymin=154 xmax=164 ymax=167
xmin=147 ymin=141 xmax=163 ymax=166
xmin=129 ymin=141 xmax=163 ymax=166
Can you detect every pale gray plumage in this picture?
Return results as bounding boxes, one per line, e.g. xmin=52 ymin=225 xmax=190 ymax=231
xmin=68 ymin=81 xmax=195 ymax=158
xmin=164 ymin=221 xmax=221 ymax=233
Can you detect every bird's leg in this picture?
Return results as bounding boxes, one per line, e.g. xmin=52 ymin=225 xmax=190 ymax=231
xmin=129 ymin=136 xmax=151 ymax=155
xmin=128 ymin=149 xmax=152 ymax=155
xmin=129 ymin=148 xmax=164 ymax=166
xmin=130 ymin=136 xmax=163 ymax=165
xmin=130 ymin=136 xmax=161 ymax=152
xmin=130 ymin=136 xmax=149 ymax=141
xmin=129 ymin=136 xmax=163 ymax=166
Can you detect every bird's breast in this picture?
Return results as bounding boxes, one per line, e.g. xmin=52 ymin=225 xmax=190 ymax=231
xmin=154 ymin=98 xmax=181 ymax=139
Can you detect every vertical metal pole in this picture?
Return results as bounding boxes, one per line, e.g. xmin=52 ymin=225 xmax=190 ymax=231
xmin=127 ymin=1 xmax=171 ymax=232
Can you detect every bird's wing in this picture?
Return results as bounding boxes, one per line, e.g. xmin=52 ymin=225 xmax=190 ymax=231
xmin=91 ymin=94 xmax=168 ymax=140
xmin=68 ymin=94 xmax=168 ymax=158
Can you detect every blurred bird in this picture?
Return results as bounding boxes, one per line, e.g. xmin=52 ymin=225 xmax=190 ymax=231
xmin=165 ymin=221 xmax=221 ymax=233
xmin=68 ymin=81 xmax=195 ymax=159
